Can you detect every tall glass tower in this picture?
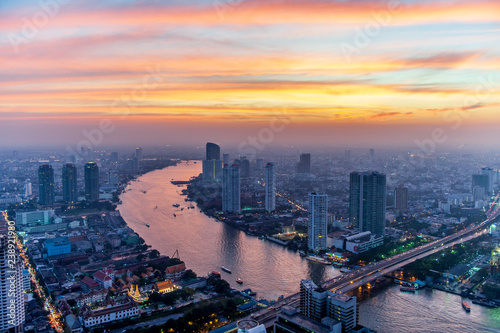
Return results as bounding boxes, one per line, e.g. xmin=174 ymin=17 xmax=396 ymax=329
xmin=84 ymin=162 xmax=99 ymax=201
xmin=308 ymin=192 xmax=328 ymax=251
xmin=38 ymin=164 xmax=54 ymax=205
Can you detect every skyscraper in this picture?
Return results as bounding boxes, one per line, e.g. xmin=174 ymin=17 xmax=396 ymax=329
xmin=482 ymin=167 xmax=494 ymax=194
xmin=110 ymin=151 xmax=119 ymax=162
xmin=240 ymin=157 xmax=250 ymax=178
xmin=369 ymin=148 xmax=375 ymax=158
xmin=223 ymin=153 xmax=230 ymax=165
xmin=327 ymin=293 xmax=358 ymax=332
xmin=84 ymin=162 xmax=99 ymax=201
xmin=394 ymin=184 xmax=408 ymax=216
xmin=350 ymin=172 xmax=386 ymax=236
xmin=222 ymin=164 xmax=240 ymax=213
xmin=300 ymin=280 xmax=327 ymax=321
xmin=297 ymin=153 xmax=311 ymax=173
xmin=308 ymin=192 xmax=328 ymax=251
xmin=38 ymin=164 xmax=54 ymax=205
xmin=472 ymin=174 xmax=490 ymax=195
xmin=136 ymin=147 xmax=143 ymax=159
xmin=203 ymin=142 xmax=222 ymax=181
xmin=206 ymin=142 xmax=220 ymax=160
xmin=0 ymin=220 xmax=25 ymax=332
xmin=62 ymin=163 xmax=77 ymax=203
xmin=265 ymin=163 xmax=276 ymax=211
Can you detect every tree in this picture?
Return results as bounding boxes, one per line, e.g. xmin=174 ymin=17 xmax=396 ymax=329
xmin=149 ymin=249 xmax=160 ymax=259
xmin=182 ymin=269 xmax=197 ymax=281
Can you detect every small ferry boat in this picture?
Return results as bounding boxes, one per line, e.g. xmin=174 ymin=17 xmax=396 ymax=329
xmin=172 ymin=203 xmax=180 ymax=208
xmin=462 ymin=301 xmax=471 ymax=312
xmin=153 ymin=206 xmax=158 ymax=209
xmin=236 ymin=278 xmax=243 ymax=284
xmin=146 ymin=224 xmax=150 ymax=228
xmin=173 ymin=213 xmax=176 ymax=217
xmin=181 ymin=208 xmax=184 ymax=211
xmin=142 ymin=190 xmax=147 ymax=194
xmin=400 ymin=286 xmax=416 ymax=293
xmin=221 ymin=266 xmax=232 ymax=274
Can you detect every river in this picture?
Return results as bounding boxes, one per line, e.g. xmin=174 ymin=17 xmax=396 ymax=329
xmin=119 ymin=161 xmax=500 ymax=332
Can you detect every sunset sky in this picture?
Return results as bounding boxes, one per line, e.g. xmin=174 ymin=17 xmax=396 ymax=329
xmin=1 ymin=0 xmax=499 ymax=149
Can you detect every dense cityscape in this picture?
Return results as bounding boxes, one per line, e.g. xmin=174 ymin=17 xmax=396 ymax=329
xmin=2 ymin=0 xmax=500 ymax=332
xmin=0 ymin=144 xmax=500 ymax=333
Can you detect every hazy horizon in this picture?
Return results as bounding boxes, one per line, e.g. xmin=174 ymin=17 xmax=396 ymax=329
xmin=1 ymin=0 xmax=499 ymax=149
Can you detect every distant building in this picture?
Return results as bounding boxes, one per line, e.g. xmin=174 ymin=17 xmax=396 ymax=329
xmin=38 ymin=164 xmax=54 ymax=205
xmin=16 ymin=209 xmax=55 ymax=226
xmin=472 ymin=174 xmax=490 ymax=195
xmin=93 ymin=270 xmax=113 ymax=289
xmin=110 ymin=151 xmax=119 ymax=162
xmin=45 ymin=237 xmax=71 ymax=257
xmin=308 ymin=193 xmax=328 ymax=251
xmin=297 ymin=153 xmax=311 ymax=173
xmin=265 ymin=163 xmax=276 ymax=211
xmin=136 ymin=147 xmax=143 ymax=159
xmin=222 ymin=164 xmax=241 ymax=213
xmin=256 ymin=159 xmax=264 ymax=170
xmin=349 ymin=171 xmax=386 ymax=236
xmin=482 ymin=167 xmax=494 ymax=193
xmin=84 ymin=162 xmax=99 ymax=201
xmin=203 ymin=142 xmax=222 ymax=181
xmin=394 ymin=184 xmax=408 ymax=216
xmin=223 ymin=153 xmax=230 ymax=165
xmin=80 ymin=276 xmax=102 ymax=294
xmin=62 ymin=163 xmax=78 ymax=203
xmin=206 ymin=142 xmax=221 ymax=160
xmin=155 ymin=280 xmax=177 ymax=294
xmin=240 ymin=157 xmax=250 ymax=178
xmin=202 ymin=159 xmax=222 ymax=181
xmin=369 ymin=148 xmax=375 ymax=158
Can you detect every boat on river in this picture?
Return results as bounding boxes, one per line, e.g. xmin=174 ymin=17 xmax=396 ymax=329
xmin=236 ymin=278 xmax=243 ymax=284
xmin=221 ymin=266 xmax=232 ymax=274
xmin=462 ymin=301 xmax=471 ymax=312
xmin=306 ymin=256 xmax=332 ymax=265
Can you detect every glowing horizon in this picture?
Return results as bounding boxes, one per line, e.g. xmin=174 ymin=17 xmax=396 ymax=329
xmin=1 ymin=0 xmax=499 ymax=148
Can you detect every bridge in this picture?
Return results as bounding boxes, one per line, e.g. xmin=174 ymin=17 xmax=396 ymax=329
xmin=244 ymin=194 xmax=500 ymax=328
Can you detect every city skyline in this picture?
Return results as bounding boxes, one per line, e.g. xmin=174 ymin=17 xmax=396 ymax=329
xmin=1 ymin=0 xmax=500 ymax=148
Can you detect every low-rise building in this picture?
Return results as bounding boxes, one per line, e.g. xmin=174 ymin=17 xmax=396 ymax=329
xmin=80 ymin=301 xmax=139 ymax=327
xmin=332 ymin=232 xmax=383 ymax=254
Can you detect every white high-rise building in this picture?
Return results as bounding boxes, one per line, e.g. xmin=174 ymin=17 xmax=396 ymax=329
xmin=222 ymin=164 xmax=240 ymax=213
xmin=265 ymin=162 xmax=276 ymax=212
xmin=327 ymin=293 xmax=358 ymax=332
xmin=308 ymin=192 xmax=328 ymax=251
xmin=0 ymin=221 xmax=25 ymax=332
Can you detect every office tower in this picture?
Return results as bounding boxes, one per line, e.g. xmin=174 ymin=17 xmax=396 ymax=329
xmin=345 ymin=149 xmax=351 ymax=159
xmin=222 ymin=164 xmax=241 ymax=213
xmin=236 ymin=320 xmax=266 ymax=333
xmin=206 ymin=142 xmax=220 ymax=160
xmin=327 ymin=294 xmax=358 ymax=332
xmin=135 ymin=147 xmax=143 ymax=159
xmin=203 ymin=142 xmax=222 ymax=181
xmin=297 ymin=153 xmax=311 ymax=173
xmin=24 ymin=181 xmax=32 ymax=198
xmin=256 ymin=159 xmax=264 ymax=170
xmin=0 ymin=221 xmax=25 ymax=332
xmin=202 ymin=160 xmax=222 ymax=181
xmin=84 ymin=162 xmax=99 ymax=201
xmin=473 ymin=186 xmax=487 ymax=201
xmin=472 ymin=174 xmax=490 ymax=195
xmin=491 ymin=247 xmax=500 ymax=278
xmin=265 ymin=163 xmax=276 ymax=211
xmin=300 ymin=280 xmax=327 ymax=321
xmin=240 ymin=157 xmax=250 ymax=178
xmin=394 ymin=184 xmax=408 ymax=216
xmin=38 ymin=165 xmax=54 ymax=205
xmin=110 ymin=151 xmax=119 ymax=162
xmin=62 ymin=163 xmax=78 ymax=203
xmin=369 ymin=148 xmax=375 ymax=158
xmin=308 ymin=192 xmax=328 ymax=251
xmin=223 ymin=153 xmax=230 ymax=165
xmin=349 ymin=172 xmax=386 ymax=236
xmin=482 ymin=167 xmax=494 ymax=193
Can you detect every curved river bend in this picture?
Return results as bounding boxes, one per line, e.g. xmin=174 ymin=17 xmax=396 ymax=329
xmin=119 ymin=162 xmax=500 ymax=332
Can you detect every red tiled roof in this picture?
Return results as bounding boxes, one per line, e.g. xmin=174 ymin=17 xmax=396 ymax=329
xmin=165 ymin=263 xmax=186 ymax=274
xmin=81 ymin=276 xmax=100 ymax=287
